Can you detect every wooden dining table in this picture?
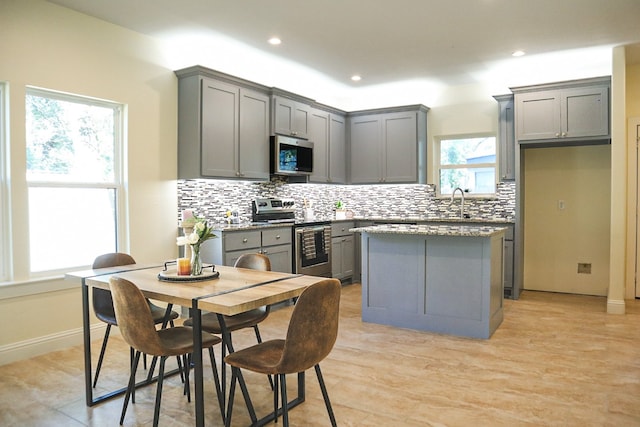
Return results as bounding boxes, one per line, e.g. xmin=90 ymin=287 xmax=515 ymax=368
xmin=66 ymin=262 xmax=324 ymax=426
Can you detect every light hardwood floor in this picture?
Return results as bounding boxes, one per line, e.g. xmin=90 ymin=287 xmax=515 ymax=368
xmin=1 ymin=284 xmax=640 ymax=426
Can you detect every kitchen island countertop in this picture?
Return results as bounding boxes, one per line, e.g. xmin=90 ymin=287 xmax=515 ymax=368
xmin=350 ymin=223 xmax=508 ymax=238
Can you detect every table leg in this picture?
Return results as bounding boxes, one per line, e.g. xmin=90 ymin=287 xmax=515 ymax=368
xmin=192 ymin=299 xmax=205 ymax=427
xmin=81 ymin=280 xmax=94 ymax=406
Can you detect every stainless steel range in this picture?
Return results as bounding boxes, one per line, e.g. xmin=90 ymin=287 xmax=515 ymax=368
xmin=252 ymin=198 xmax=332 ymax=277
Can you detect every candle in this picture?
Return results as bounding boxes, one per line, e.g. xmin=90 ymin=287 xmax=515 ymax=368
xmin=182 ymin=209 xmax=194 ymax=221
xmin=177 ymin=258 xmax=191 ymax=276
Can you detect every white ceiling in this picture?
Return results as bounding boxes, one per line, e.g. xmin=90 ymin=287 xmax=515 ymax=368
xmin=48 ymin=0 xmax=640 ymax=108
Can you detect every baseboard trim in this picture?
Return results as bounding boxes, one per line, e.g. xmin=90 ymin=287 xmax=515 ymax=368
xmin=606 ymin=298 xmax=626 ymax=314
xmin=0 ymin=323 xmax=112 ymax=366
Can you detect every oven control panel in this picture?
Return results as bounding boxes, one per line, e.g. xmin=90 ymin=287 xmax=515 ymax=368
xmin=253 ymin=198 xmax=295 ymax=213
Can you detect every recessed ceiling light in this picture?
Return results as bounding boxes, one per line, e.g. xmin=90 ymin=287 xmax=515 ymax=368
xmin=351 ymin=75 xmax=362 ymax=82
xmin=268 ymin=37 xmax=281 ymax=45
xmin=512 ymin=50 xmax=525 ymax=57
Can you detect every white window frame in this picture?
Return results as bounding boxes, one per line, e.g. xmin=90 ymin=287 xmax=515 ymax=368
xmin=434 ymin=133 xmax=497 ymax=197
xmin=0 ymin=83 xmax=8 ymax=281
xmin=25 ymin=87 xmax=127 ymax=276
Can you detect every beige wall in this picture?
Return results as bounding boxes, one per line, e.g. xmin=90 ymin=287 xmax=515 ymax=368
xmin=0 ymin=0 xmax=179 ymax=363
xmin=523 ymin=145 xmax=611 ymax=295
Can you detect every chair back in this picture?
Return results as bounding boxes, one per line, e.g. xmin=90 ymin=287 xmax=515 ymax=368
xmin=92 ymin=253 xmax=136 ymax=320
xmin=109 ymin=277 xmax=166 ymax=356
xmin=234 ymin=253 xmax=271 ymax=271
xmin=278 ymin=278 xmax=341 ymax=374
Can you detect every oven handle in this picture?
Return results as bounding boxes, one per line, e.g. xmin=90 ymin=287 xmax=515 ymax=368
xmin=295 ymin=225 xmax=329 ymax=234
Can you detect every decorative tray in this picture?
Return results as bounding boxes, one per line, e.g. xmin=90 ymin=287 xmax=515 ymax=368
xmin=157 ymin=261 xmax=219 ymax=283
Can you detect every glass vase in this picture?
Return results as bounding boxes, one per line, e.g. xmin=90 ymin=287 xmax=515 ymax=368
xmin=190 ymin=244 xmax=203 ymax=276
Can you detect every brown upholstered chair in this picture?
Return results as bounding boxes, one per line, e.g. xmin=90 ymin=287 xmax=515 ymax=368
xmin=109 ymin=277 xmax=224 ymax=427
xmin=224 ymin=278 xmax=341 ymax=427
xmin=183 ymin=253 xmax=274 ymax=395
xmin=184 ymin=253 xmax=271 ymax=339
xmin=91 ymin=253 xmax=179 ymax=387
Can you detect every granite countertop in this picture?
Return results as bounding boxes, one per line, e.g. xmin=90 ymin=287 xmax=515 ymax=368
xmin=195 ymin=216 xmax=514 ymax=232
xmin=352 ymin=216 xmax=514 ymax=224
xmin=208 ymin=222 xmax=295 ymax=232
xmin=350 ymin=223 xmax=509 ymax=238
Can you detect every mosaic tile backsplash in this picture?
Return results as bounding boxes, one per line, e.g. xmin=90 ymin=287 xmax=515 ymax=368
xmin=178 ymin=178 xmax=515 ymax=224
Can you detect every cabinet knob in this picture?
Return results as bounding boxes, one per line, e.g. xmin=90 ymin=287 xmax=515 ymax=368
xmin=555 ymin=132 xmax=560 ymax=137
xmin=561 ymin=132 xmax=567 ymax=137
xmin=276 ymin=235 xmax=280 ymax=239
xmin=262 ymin=250 xmax=268 ymax=254
xmin=242 ymin=238 xmax=248 ymax=243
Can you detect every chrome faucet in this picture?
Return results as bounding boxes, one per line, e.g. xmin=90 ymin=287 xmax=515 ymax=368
xmin=450 ymin=187 xmax=465 ymax=219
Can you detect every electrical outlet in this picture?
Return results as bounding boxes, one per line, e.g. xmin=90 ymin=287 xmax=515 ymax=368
xmin=577 ymin=263 xmax=591 ymax=274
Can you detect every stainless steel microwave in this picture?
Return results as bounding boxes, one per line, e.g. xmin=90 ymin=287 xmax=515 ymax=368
xmin=270 ymin=135 xmax=313 ymax=176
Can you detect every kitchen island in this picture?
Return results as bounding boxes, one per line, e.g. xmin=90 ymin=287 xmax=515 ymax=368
xmin=351 ymin=223 xmax=507 ymax=339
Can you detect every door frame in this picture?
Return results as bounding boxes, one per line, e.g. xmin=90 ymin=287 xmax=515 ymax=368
xmin=628 ymin=117 xmax=640 ymax=298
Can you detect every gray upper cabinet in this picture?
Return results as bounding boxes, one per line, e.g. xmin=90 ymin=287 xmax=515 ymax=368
xmin=493 ymin=94 xmax=515 ymax=181
xmin=513 ymin=76 xmax=610 ymax=144
xmin=309 ymin=108 xmax=347 ymax=184
xmin=328 ymin=113 xmax=347 ymax=183
xmin=176 ymin=67 xmax=270 ymax=180
xmin=272 ymin=95 xmax=311 ymax=139
xmin=349 ymin=105 xmax=428 ymax=184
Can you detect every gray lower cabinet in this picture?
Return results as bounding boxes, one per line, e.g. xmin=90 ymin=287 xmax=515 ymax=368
xmin=309 ymin=109 xmax=347 ymax=184
xmin=349 ymin=105 xmax=428 ymax=184
xmin=493 ymin=94 xmax=515 ymax=181
xmin=421 ymin=221 xmax=515 ymax=298
xmin=176 ymin=67 xmax=270 ymax=180
xmin=360 ymin=230 xmax=504 ymax=339
xmin=201 ymin=227 xmax=292 ymax=273
xmin=512 ymin=76 xmax=610 ymax=144
xmin=331 ymin=221 xmax=354 ymax=281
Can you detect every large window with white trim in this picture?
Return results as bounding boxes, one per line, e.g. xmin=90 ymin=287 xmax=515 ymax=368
xmin=436 ymin=134 xmax=497 ymax=196
xmin=25 ymin=88 xmax=124 ymax=273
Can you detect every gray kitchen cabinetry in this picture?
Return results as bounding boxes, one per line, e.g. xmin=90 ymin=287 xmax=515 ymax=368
xmin=201 ymin=227 xmax=292 ymax=273
xmin=272 ymin=92 xmax=313 ymax=139
xmin=176 ymin=67 xmax=270 ymax=180
xmin=349 ymin=105 xmax=428 ymax=184
xmin=493 ymin=94 xmax=515 ymax=181
xmin=420 ymin=221 xmax=516 ymax=298
xmin=512 ymin=76 xmax=610 ymax=144
xmin=309 ymin=107 xmax=347 ymax=184
xmin=331 ymin=221 xmax=354 ymax=281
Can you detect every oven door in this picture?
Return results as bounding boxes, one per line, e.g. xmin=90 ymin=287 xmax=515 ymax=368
xmin=294 ymin=226 xmax=332 ymax=277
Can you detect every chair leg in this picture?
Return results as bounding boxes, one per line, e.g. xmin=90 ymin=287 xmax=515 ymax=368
xmin=208 ymin=347 xmax=225 ymax=424
xmin=182 ymin=353 xmax=191 ymax=402
xmin=280 ymin=373 xmax=289 ymax=427
xmin=120 ymin=351 xmax=141 ymax=425
xmin=273 ymin=373 xmax=279 ymax=424
xmin=314 ymin=364 xmax=337 ymax=427
xmin=92 ymin=324 xmax=111 ymax=388
xmin=224 ymin=368 xmax=238 ymax=427
xmin=152 ymin=356 xmax=167 ymax=427
xmin=253 ymin=325 xmax=274 ymax=390
xmin=225 ymin=366 xmax=257 ymax=427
